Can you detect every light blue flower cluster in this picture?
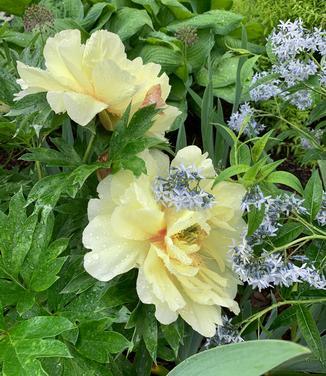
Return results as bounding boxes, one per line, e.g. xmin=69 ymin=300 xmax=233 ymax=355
xmin=153 ymin=165 xmax=215 ymax=211
xmin=231 ymin=186 xmax=326 ymax=291
xmin=250 ymin=19 xmax=326 ymax=110
xmin=227 ymin=103 xmax=265 ymax=137
xmin=204 ymin=316 xmax=243 ymax=345
xmin=231 ymin=238 xmax=326 ymax=291
xmin=242 ymin=186 xmax=307 ymax=245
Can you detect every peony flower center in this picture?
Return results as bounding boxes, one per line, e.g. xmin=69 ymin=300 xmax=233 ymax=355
xmin=172 ymin=224 xmax=207 ymax=245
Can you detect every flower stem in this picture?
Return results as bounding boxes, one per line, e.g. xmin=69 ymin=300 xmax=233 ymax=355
xmin=82 ymin=133 xmax=96 ymax=163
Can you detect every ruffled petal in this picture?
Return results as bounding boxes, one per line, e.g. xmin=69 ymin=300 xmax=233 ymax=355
xmin=43 ymin=29 xmax=87 ymax=92
xmin=171 ymin=145 xmax=216 ymax=177
xmin=83 ymin=30 xmax=127 ymax=71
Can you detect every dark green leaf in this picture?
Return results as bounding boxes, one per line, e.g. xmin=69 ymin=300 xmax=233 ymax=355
xmin=296 ymin=305 xmax=325 ymax=365
xmin=304 ymin=170 xmax=323 ymax=220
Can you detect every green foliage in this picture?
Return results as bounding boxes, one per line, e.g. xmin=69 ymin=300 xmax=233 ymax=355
xmin=168 ymin=340 xmax=310 ymax=376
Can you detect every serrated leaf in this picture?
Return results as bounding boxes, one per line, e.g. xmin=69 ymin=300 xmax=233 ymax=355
xmin=296 ymin=305 xmax=325 ymax=365
xmin=10 ymin=316 xmax=74 ymax=339
xmin=0 ymin=316 xmax=73 ymax=376
xmin=76 ymin=320 xmax=130 ymax=363
xmin=127 ymin=303 xmax=158 ymax=362
xmin=304 ymin=170 xmax=323 ymax=220
xmin=0 ymin=190 xmax=38 ymax=278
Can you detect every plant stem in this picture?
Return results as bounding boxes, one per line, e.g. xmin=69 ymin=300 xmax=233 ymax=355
xmin=82 ymin=133 xmax=96 ymax=163
xmin=271 ymin=235 xmax=326 ymax=253
xmin=35 ymin=161 xmax=43 ymax=180
xmin=239 ymin=297 xmax=326 ymax=335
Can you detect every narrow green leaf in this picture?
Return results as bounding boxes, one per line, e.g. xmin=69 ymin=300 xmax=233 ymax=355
xmin=213 ymin=164 xmax=249 ymax=186
xmin=304 ymin=170 xmax=323 ymax=220
xmin=251 ymin=130 xmax=274 ymax=163
xmin=296 ymin=305 xmax=325 ymax=365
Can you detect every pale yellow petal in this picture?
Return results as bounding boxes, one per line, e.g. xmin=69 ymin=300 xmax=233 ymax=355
xmin=147 ymin=105 xmax=181 ymax=139
xmin=111 ymin=204 xmax=164 ymax=240
xmin=43 ymin=29 xmax=87 ymax=92
xmin=143 ymin=245 xmax=186 ymax=311
xmin=63 ymin=92 xmax=108 ymax=126
xmin=212 ymin=181 xmax=246 ymax=211
xmin=46 ymin=91 xmax=66 ymax=113
xmin=16 ymin=61 xmax=65 ymax=92
xmin=179 ymin=299 xmax=222 ymax=337
xmin=171 ymin=145 xmax=216 ymax=177
xmin=83 ymin=215 xmax=147 ymax=281
xmin=137 ymin=268 xmax=178 ymax=325
xmin=91 ymin=60 xmax=137 ymax=114
xmin=83 ymin=30 xmax=127 ymax=71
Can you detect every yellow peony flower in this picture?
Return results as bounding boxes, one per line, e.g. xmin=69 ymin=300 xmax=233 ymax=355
xmin=82 ymin=146 xmax=246 ymax=337
xmin=15 ymin=29 xmax=180 ymax=137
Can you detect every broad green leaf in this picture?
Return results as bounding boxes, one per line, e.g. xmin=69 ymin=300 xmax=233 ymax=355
xmin=318 ymin=160 xmax=326 ymax=188
xmin=137 ymin=44 xmax=183 ymax=73
xmin=10 ymin=316 xmax=74 ymax=339
xmin=296 ymin=305 xmax=325 ymax=365
xmin=0 ymin=0 xmax=32 ymax=15
xmin=0 ymin=316 xmax=73 ymax=376
xmin=186 ymin=29 xmax=214 ymax=72
xmin=167 ymin=10 xmax=242 ymax=35
xmin=266 ymin=171 xmax=304 ymax=195
xmin=110 ymin=7 xmax=153 ymax=41
xmin=76 ymin=319 xmax=130 ymax=363
xmin=81 ymin=2 xmax=115 ymax=30
xmin=304 ymin=170 xmax=323 ymax=220
xmin=29 ymin=238 xmax=68 ymax=292
xmin=131 ymin=0 xmax=160 ymax=15
xmin=213 ymin=164 xmax=249 ymax=186
xmin=168 ymin=340 xmax=310 ymax=376
xmin=64 ymin=0 xmax=84 ymax=20
xmin=20 ymin=147 xmax=81 ymax=168
xmin=160 ymin=0 xmax=193 ymax=19
xmin=27 ymin=173 xmax=69 ymax=214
